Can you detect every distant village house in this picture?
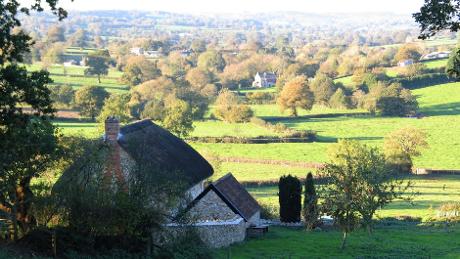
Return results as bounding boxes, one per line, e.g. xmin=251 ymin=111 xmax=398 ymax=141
xmin=420 ymin=51 xmax=451 ymax=61
xmin=397 ymin=59 xmax=414 ymax=67
xmin=252 ymin=72 xmax=277 ymax=88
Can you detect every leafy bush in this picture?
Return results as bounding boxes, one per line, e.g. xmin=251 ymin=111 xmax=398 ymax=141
xmin=329 ymin=88 xmax=351 ymax=109
xmin=364 ymin=82 xmax=418 ymax=116
xmin=246 ymin=92 xmax=276 ymax=104
xmin=214 ymin=89 xmax=254 ymax=123
xmin=259 ymin=202 xmax=279 ymax=220
xmin=437 ymin=202 xmax=460 ymax=219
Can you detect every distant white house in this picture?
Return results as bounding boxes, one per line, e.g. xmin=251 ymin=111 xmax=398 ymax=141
xmin=130 ymin=47 xmax=164 ymax=58
xmin=130 ymin=47 xmax=145 ymax=56
xmin=252 ymin=72 xmax=277 ymax=88
xmin=420 ymin=51 xmax=451 ymax=61
xmin=63 ymin=60 xmax=77 ymax=67
xmin=144 ymin=50 xmax=162 ymax=58
xmin=398 ymin=59 xmax=414 ymax=67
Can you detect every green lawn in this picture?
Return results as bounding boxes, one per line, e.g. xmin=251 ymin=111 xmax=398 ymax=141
xmin=215 ymin=224 xmax=460 ymax=258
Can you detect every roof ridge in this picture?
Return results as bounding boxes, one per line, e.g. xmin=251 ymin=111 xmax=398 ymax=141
xmin=212 ymin=172 xmax=233 ymax=186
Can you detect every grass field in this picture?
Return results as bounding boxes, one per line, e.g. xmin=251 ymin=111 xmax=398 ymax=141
xmin=192 ymin=120 xmax=278 ymax=137
xmin=26 ymin=63 xmax=128 ymax=93
xmin=215 ymin=224 xmax=460 ymax=258
xmin=424 ymin=58 xmax=448 ymax=69
xmin=250 ymin=104 xmax=367 ymax=118
xmin=192 ymin=82 xmax=460 ymax=175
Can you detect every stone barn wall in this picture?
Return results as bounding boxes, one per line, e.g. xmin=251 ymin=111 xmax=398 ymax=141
xmin=166 ymin=217 xmax=247 ymax=248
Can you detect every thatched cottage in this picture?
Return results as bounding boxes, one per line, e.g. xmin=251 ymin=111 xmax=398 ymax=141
xmin=56 ymin=117 xmax=261 ymax=248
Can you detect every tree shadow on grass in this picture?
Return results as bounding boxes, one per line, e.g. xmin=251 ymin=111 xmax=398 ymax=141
xmin=315 ymin=136 xmax=383 ymax=143
xmin=262 ymin=112 xmax=370 ymax=123
xmin=421 ymin=102 xmax=460 ymax=116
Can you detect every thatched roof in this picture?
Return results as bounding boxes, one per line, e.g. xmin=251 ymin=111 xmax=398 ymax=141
xmin=54 ymin=120 xmax=213 ymax=192
xmin=117 ymin=120 xmax=213 ymax=186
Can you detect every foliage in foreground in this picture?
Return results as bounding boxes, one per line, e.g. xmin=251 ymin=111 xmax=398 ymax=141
xmin=320 ymin=140 xmax=412 ymax=249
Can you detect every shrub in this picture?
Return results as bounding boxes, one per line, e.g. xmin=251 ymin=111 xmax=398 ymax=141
xmin=246 ymin=92 xmax=276 ymax=104
xmin=278 ymin=175 xmax=301 ymax=223
xmin=214 ymin=89 xmax=254 ymax=123
xmin=259 ymin=202 xmax=279 ymax=220
xmin=438 ymin=202 xmax=460 ymax=219
xmin=303 ymin=173 xmax=318 ymax=229
xmin=364 ymin=82 xmax=418 ymax=116
xmin=329 ymin=88 xmax=350 ymax=109
xmin=384 ymin=127 xmax=428 ymax=173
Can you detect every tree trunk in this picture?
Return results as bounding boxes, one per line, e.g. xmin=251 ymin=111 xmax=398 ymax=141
xmin=341 ymin=231 xmax=348 ymax=250
xmin=367 ymin=224 xmax=373 ymax=236
xmin=11 ymin=194 xmax=18 ymax=241
xmin=16 ymin=177 xmax=35 ymax=235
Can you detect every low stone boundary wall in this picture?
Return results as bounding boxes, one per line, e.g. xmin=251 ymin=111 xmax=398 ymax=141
xmin=165 ymin=217 xmax=246 ymax=248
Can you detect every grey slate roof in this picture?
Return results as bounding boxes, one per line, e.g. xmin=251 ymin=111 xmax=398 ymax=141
xmin=186 ymin=173 xmax=261 ymax=221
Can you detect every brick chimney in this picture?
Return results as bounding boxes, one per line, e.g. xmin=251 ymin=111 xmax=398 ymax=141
xmin=105 ymin=116 xmax=120 ymax=143
xmin=103 ymin=116 xmax=126 ymax=191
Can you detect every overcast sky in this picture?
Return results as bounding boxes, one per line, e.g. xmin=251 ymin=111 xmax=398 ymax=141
xmin=28 ymin=0 xmax=425 ymax=14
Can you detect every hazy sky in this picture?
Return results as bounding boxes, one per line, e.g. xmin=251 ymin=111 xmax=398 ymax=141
xmin=35 ymin=0 xmax=424 ymax=14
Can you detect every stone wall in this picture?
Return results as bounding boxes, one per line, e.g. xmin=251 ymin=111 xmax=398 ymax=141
xmin=187 ymin=181 xmax=204 ymax=200
xmin=166 ymin=217 xmax=247 ymax=248
xmin=189 ymin=189 xmax=238 ymax=221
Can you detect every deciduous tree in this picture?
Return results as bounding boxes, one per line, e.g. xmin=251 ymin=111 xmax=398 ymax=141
xmin=414 ymin=0 xmax=460 ymax=39
xmin=384 ymin=127 xmax=428 ymax=173
xmin=84 ymin=50 xmax=110 ymax=83
xmin=162 ymin=99 xmax=194 ymax=138
xmin=213 ymin=89 xmax=253 ymax=123
xmin=0 ymin=0 xmax=67 ymax=240
xmin=277 ymin=76 xmax=314 ymax=116
xmin=446 ymin=48 xmax=460 ymax=80
xmin=197 ymin=50 xmax=226 ymax=72
xmin=74 ymin=85 xmax=109 ymax=120
xmin=97 ymin=94 xmax=131 ymax=125
xmin=321 ymin=140 xmax=410 ymax=248
xmin=310 ymin=73 xmax=337 ymax=106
